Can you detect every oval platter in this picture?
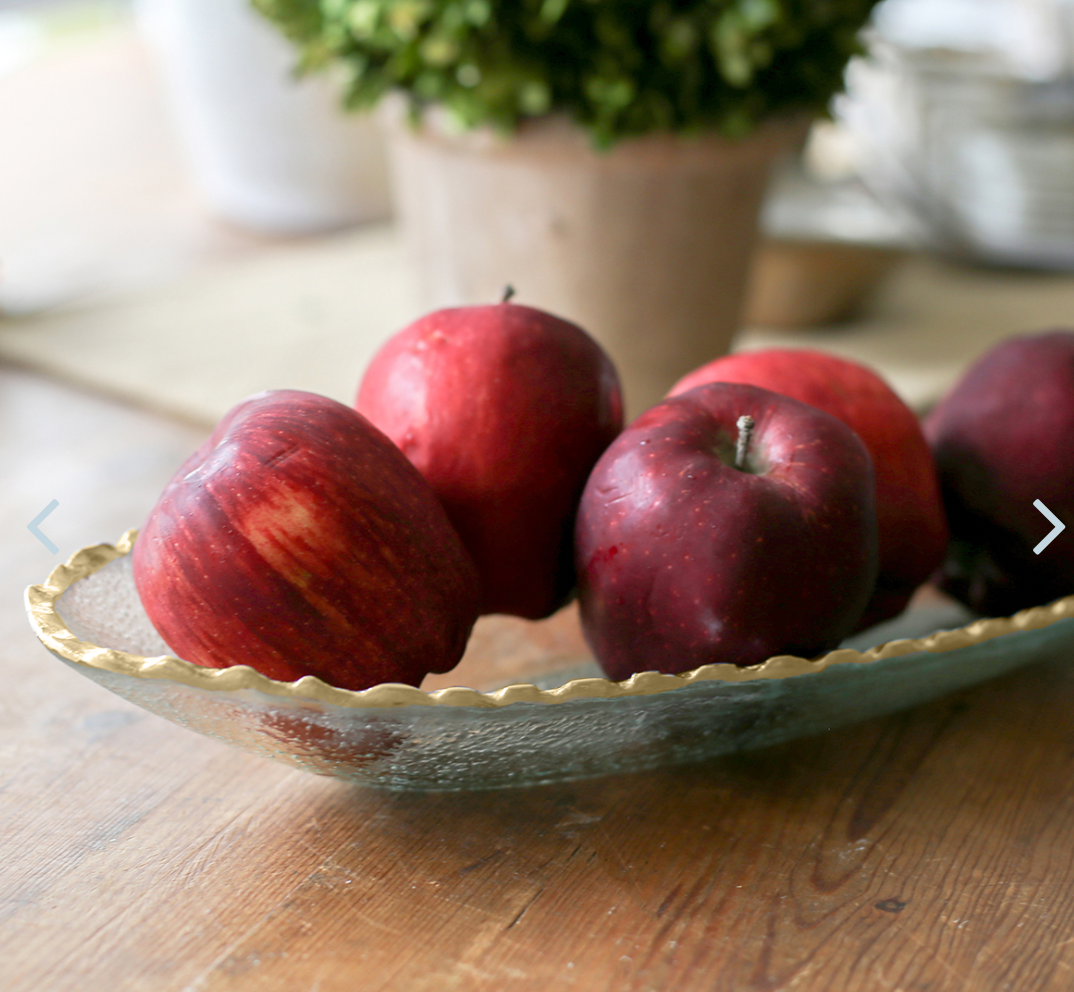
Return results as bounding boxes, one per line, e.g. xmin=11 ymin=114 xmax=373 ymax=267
xmin=25 ymin=530 xmax=1074 ymax=790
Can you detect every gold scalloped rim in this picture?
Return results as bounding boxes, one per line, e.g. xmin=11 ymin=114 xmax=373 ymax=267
xmin=25 ymin=530 xmax=1074 ymax=709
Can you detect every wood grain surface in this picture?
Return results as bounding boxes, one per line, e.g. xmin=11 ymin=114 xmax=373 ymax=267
xmin=4 ymin=365 xmax=1074 ymax=992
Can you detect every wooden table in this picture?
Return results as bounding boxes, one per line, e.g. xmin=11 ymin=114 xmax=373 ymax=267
xmin=3 ymin=362 xmax=1074 ymax=992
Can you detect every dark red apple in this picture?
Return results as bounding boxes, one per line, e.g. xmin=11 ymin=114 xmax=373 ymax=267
xmin=923 ymin=329 xmax=1074 ymax=616
xmin=356 ymin=299 xmax=623 ymax=619
xmin=668 ymin=348 xmax=947 ymax=629
xmin=132 ymin=389 xmax=481 ymax=691
xmin=575 ymin=382 xmax=879 ymax=679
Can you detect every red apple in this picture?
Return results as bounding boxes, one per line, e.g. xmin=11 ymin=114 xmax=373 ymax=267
xmin=923 ymin=329 xmax=1074 ymax=616
xmin=668 ymin=348 xmax=947 ymax=629
xmin=132 ymin=390 xmax=481 ymax=691
xmin=356 ymin=299 xmax=623 ymax=619
xmin=576 ymin=382 xmax=879 ymax=679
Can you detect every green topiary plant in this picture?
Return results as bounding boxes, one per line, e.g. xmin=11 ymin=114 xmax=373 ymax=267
xmin=254 ymin=0 xmax=880 ymax=147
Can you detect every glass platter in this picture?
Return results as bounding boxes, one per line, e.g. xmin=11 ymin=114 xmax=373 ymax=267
xmin=25 ymin=530 xmax=1074 ymax=791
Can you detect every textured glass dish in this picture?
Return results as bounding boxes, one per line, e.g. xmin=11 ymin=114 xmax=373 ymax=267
xmin=26 ymin=530 xmax=1074 ymax=791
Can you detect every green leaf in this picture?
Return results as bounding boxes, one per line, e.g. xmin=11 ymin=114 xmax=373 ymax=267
xmin=519 ymin=79 xmax=552 ymax=114
xmin=464 ymin=0 xmax=491 ymax=26
xmin=539 ymin=0 xmax=570 ymax=25
xmin=387 ymin=0 xmax=434 ymax=42
xmin=739 ymin=0 xmax=779 ymax=32
xmin=713 ymin=14 xmax=753 ymax=87
xmin=345 ymin=0 xmax=380 ymax=38
xmin=660 ymin=18 xmax=699 ymax=62
xmin=421 ymin=33 xmax=460 ymax=65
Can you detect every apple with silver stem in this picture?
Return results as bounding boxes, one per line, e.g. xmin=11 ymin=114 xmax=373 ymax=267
xmin=576 ymin=382 xmax=879 ymax=679
xmin=669 ymin=348 xmax=947 ymax=629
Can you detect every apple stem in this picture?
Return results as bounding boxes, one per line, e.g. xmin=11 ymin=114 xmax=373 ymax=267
xmin=502 ymin=285 xmax=516 ymax=304
xmin=734 ymin=415 xmax=754 ymax=470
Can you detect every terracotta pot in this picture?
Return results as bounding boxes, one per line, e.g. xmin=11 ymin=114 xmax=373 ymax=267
xmin=383 ymin=109 xmax=809 ymax=416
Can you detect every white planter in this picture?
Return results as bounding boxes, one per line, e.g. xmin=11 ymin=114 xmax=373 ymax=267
xmin=137 ymin=0 xmax=391 ymax=234
xmin=384 ymin=109 xmax=808 ymax=415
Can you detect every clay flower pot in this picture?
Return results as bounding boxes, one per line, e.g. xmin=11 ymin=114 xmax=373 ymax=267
xmin=383 ymin=108 xmax=809 ymax=416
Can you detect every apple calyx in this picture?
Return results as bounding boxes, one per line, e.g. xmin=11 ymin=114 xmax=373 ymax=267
xmin=734 ymin=415 xmax=754 ymax=471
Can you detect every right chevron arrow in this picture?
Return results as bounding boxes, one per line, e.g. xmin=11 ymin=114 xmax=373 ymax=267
xmin=1033 ymin=500 xmax=1066 ymax=555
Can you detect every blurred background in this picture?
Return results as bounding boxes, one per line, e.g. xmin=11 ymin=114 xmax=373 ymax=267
xmin=6 ymin=0 xmax=1074 ymax=428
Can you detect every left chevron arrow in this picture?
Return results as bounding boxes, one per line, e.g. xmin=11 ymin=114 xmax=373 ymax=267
xmin=28 ymin=500 xmax=59 ymax=554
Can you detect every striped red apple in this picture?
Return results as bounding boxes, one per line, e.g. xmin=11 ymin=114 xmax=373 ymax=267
xmin=132 ymin=390 xmax=481 ymax=691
